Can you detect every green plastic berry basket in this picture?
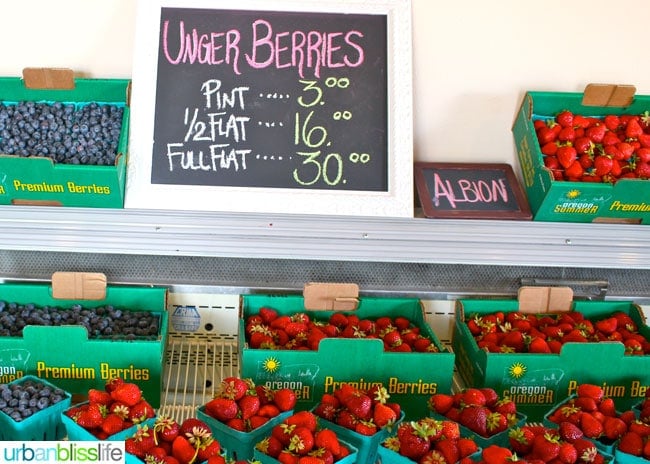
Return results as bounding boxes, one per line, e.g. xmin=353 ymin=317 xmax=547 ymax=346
xmin=377 ymin=445 xmax=482 ymax=463
xmin=0 ymin=375 xmax=71 ymax=440
xmin=197 ymin=405 xmax=292 ymax=461
xmin=614 ymin=447 xmax=650 ymax=464
xmin=62 ymin=402 xmax=155 ymax=441
xmin=312 ymin=410 xmax=405 ymax=464
xmin=430 ymin=411 xmax=527 ymax=448
xmin=253 ymin=436 xmax=358 ymax=464
xmin=542 ymin=394 xmax=620 ymax=455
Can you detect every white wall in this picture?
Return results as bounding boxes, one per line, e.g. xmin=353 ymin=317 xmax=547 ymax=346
xmin=1 ymin=0 xmax=649 ymax=168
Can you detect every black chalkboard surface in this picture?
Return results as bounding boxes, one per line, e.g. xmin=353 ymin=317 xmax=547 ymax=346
xmin=414 ymin=162 xmax=532 ymax=219
xmin=151 ymin=7 xmax=388 ymax=191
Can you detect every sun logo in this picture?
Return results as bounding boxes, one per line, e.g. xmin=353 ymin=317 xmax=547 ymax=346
xmin=566 ymin=189 xmax=581 ymax=199
xmin=263 ymin=357 xmax=281 ymax=373
xmin=508 ymin=362 xmax=527 ymax=379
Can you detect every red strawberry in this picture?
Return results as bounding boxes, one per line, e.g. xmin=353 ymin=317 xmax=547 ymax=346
xmin=286 ymin=411 xmax=318 ymax=432
xmin=196 ymin=437 xmax=221 ymax=462
xmin=259 ymin=307 xmax=278 ymax=324
xmin=603 ymin=416 xmax=627 ymax=441
xmin=435 ymin=438 xmax=460 ymax=464
xmin=509 ymin=426 xmax=535 ymax=455
xmin=556 ymin=110 xmax=574 ymax=128
xmin=171 ymin=435 xmax=198 ymax=464
xmin=459 ymin=405 xmax=488 ymax=436
xmin=528 ymin=337 xmax=551 ymax=353
xmin=457 ymin=437 xmax=479 ymax=458
xmin=558 ymin=421 xmax=584 ymax=443
xmin=486 ymin=411 xmax=508 ymax=435
xmin=558 ymin=442 xmax=578 ymax=464
xmin=204 ymin=397 xmax=238 ymax=422
xmin=626 ymin=118 xmax=644 ymax=139
xmin=88 ymin=388 xmax=113 ymax=405
xmin=532 ymin=431 xmax=561 ymax=461
xmin=481 ymin=445 xmax=512 ymax=464
xmin=373 ymin=402 xmax=398 ymax=428
xmin=460 ymin=388 xmax=486 ymax=406
xmin=618 ymin=431 xmax=644 ymax=456
xmin=154 ymin=416 xmax=181 ymax=443
xmin=314 ymin=429 xmax=341 ymax=455
xmin=238 ymin=394 xmax=260 ymax=420
xmin=179 ymin=418 xmax=211 ymax=438
xmin=218 ymin=377 xmax=249 ymax=401
xmin=110 ymin=382 xmax=142 ymax=407
xmin=273 ymin=388 xmax=297 ymax=412
xmin=105 ymin=377 xmax=125 ymax=393
xmin=288 ymin=426 xmax=314 ymax=455
xmin=557 ymin=145 xmax=577 ymax=168
xmin=129 ymin=399 xmax=155 ymax=423
xmin=397 ymin=422 xmax=431 ymax=461
xmin=257 ymin=403 xmax=281 ymax=418
xmin=342 ymin=391 xmax=372 ymax=420
xmin=101 ymin=413 xmax=125 ymax=436
xmin=428 ymin=393 xmax=455 ymax=415
xmin=580 ymin=412 xmax=604 ymax=439
xmin=576 ymin=384 xmax=604 ymax=402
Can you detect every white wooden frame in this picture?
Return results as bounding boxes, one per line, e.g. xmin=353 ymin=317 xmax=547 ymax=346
xmin=126 ymin=0 xmax=413 ymax=217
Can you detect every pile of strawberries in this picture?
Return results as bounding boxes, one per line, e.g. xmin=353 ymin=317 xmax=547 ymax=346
xmin=125 ymin=416 xmax=224 ymax=464
xmin=428 ymin=387 xmax=521 ymax=438
xmin=245 ymin=306 xmax=438 ymax=352
xmin=472 ymin=425 xmax=611 ymax=463
xmin=312 ymin=384 xmax=402 ymax=436
xmin=255 ymin=410 xmax=354 ymax=463
xmin=612 ymin=389 xmax=650 ymax=459
xmin=546 ymin=383 xmax=631 ymax=445
xmin=381 ymin=416 xmax=480 ymax=463
xmin=64 ymin=377 xmax=155 ymax=438
xmin=465 ymin=309 xmax=650 ymax=355
xmin=202 ymin=376 xmax=297 ymax=432
xmin=534 ymin=109 xmax=650 ymax=183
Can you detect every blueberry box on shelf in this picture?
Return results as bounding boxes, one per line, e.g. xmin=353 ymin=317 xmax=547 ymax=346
xmin=239 ymin=284 xmax=455 ymax=419
xmin=0 ymin=67 xmax=130 ymax=208
xmin=452 ymin=287 xmax=650 ymax=422
xmin=0 ymin=375 xmax=71 ymax=440
xmin=0 ymin=273 xmax=168 ymax=407
xmin=196 ymin=406 xmax=292 ymax=461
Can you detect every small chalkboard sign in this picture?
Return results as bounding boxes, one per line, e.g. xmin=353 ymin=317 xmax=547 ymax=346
xmin=414 ymin=162 xmax=532 ymax=220
xmin=126 ymin=0 xmax=414 ymax=217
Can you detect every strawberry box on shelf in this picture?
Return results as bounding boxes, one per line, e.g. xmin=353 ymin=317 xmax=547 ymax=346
xmin=0 ymin=273 xmax=168 ymax=407
xmin=452 ymin=287 xmax=650 ymax=422
xmin=239 ymin=284 xmax=455 ymax=419
xmin=512 ymin=83 xmax=650 ymax=224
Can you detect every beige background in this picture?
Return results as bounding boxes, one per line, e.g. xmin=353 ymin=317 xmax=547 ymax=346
xmin=1 ymin=0 xmax=649 ymax=168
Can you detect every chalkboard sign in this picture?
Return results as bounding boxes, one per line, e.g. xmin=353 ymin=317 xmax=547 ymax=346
xmin=414 ymin=162 xmax=532 ymax=220
xmin=126 ymin=0 xmax=414 ymax=217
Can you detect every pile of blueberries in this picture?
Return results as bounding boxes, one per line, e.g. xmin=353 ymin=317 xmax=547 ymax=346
xmin=0 ymin=301 xmax=160 ymax=340
xmin=0 ymin=379 xmax=67 ymax=422
xmin=0 ymin=100 xmax=124 ymax=165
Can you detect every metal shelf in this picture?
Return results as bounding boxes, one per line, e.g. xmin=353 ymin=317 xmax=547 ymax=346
xmin=0 ymin=205 xmax=649 ymax=269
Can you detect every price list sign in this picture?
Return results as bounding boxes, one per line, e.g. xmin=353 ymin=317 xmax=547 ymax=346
xmin=127 ymin=0 xmax=413 ymax=216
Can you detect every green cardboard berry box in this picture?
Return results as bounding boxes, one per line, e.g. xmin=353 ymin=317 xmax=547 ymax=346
xmin=0 ymin=68 xmax=130 ymax=208
xmin=239 ymin=290 xmax=455 ymax=420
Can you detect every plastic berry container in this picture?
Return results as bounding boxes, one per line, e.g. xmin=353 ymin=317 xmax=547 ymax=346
xmin=62 ymin=402 xmax=155 ymax=441
xmin=0 ymin=375 xmax=71 ymax=441
xmin=197 ymin=405 xmax=292 ymax=461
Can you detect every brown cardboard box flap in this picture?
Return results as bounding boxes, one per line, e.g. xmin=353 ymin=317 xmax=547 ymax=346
xmin=303 ymin=282 xmax=359 ymax=311
xmin=582 ymin=84 xmax=636 ymax=107
xmin=52 ymin=272 xmax=107 ymax=300
xmin=518 ymin=286 xmax=573 ymax=313
xmin=22 ymin=67 xmax=75 ymax=90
